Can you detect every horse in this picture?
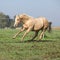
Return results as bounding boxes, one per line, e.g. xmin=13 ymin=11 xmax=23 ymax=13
xmin=13 ymin=14 xmax=51 ymax=41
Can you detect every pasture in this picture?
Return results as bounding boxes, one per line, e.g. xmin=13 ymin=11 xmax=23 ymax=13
xmin=0 ymin=29 xmax=60 ymax=60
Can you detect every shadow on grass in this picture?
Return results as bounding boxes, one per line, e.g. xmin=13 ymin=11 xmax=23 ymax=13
xmin=19 ymin=39 xmax=54 ymax=43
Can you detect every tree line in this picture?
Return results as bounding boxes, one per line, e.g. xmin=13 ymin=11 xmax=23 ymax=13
xmin=0 ymin=12 xmax=14 ymax=28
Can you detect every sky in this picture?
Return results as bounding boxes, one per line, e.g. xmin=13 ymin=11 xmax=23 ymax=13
xmin=0 ymin=0 xmax=60 ymax=26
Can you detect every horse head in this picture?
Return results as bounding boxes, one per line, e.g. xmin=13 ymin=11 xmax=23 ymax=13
xmin=14 ymin=15 xmax=21 ymax=27
xmin=14 ymin=14 xmax=32 ymax=27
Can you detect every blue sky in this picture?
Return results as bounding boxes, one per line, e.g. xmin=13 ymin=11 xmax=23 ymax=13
xmin=0 ymin=0 xmax=60 ymax=26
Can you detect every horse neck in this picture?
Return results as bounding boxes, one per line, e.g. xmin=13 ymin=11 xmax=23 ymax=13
xmin=21 ymin=17 xmax=33 ymax=24
xmin=22 ymin=19 xmax=28 ymax=24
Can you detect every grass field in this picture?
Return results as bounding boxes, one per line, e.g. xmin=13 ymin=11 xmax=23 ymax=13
xmin=0 ymin=29 xmax=60 ymax=60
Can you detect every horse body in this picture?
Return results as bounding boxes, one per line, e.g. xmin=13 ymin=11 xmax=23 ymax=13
xmin=23 ymin=17 xmax=49 ymax=31
xmin=13 ymin=14 xmax=50 ymax=41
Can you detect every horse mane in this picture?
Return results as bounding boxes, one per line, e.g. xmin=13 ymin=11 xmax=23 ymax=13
xmin=19 ymin=13 xmax=33 ymax=20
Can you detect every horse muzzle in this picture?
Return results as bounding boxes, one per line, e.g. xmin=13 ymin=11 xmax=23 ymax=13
xmin=14 ymin=24 xmax=18 ymax=28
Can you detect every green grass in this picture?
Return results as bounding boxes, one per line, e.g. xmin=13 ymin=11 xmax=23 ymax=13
xmin=0 ymin=29 xmax=60 ymax=60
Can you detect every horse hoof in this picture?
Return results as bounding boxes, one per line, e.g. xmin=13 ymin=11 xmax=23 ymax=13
xmin=12 ymin=37 xmax=15 ymax=39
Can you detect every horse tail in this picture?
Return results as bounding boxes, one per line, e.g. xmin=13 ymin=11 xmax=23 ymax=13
xmin=48 ymin=22 xmax=52 ymax=33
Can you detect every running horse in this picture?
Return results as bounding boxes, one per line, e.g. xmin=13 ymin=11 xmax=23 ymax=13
xmin=13 ymin=14 xmax=51 ymax=41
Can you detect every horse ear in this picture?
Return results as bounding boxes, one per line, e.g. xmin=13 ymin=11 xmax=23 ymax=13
xmin=14 ymin=15 xmax=16 ymax=18
xmin=14 ymin=15 xmax=18 ymax=18
xmin=18 ymin=15 xmax=19 ymax=17
xmin=18 ymin=15 xmax=20 ymax=18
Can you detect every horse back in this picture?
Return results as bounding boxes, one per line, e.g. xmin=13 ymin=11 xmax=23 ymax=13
xmin=34 ymin=17 xmax=49 ymax=30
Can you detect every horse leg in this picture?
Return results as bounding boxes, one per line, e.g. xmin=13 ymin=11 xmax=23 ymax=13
xmin=39 ymin=28 xmax=46 ymax=40
xmin=42 ymin=33 xmax=44 ymax=39
xmin=31 ymin=31 xmax=39 ymax=40
xmin=39 ymin=30 xmax=45 ymax=40
xmin=13 ymin=27 xmax=25 ymax=39
xmin=21 ymin=27 xmax=32 ymax=41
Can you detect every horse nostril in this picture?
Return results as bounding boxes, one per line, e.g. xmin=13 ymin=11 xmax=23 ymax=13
xmin=14 ymin=24 xmax=16 ymax=27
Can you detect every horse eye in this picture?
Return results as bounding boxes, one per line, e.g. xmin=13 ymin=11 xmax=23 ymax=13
xmin=17 ymin=19 xmax=19 ymax=21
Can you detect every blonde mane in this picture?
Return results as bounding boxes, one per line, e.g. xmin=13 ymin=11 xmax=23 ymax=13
xmin=19 ymin=13 xmax=33 ymax=20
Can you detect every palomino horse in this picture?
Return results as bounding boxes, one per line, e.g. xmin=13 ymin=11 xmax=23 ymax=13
xmin=13 ymin=14 xmax=51 ymax=41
